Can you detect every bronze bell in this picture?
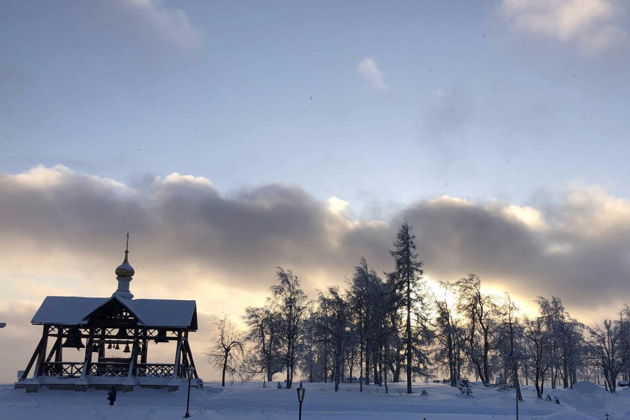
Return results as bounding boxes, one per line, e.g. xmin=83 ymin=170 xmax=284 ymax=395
xmin=115 ymin=343 xmax=120 ymax=350
xmin=123 ymin=344 xmax=131 ymax=353
xmin=62 ymin=328 xmax=85 ymax=350
xmin=154 ymin=329 xmax=169 ymax=343
xmin=107 ymin=342 xmax=113 ymax=349
xmin=116 ymin=328 xmax=129 ymax=338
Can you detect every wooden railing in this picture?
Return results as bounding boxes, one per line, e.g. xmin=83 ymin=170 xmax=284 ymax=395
xmin=41 ymin=362 xmax=84 ymax=378
xmin=40 ymin=361 xmax=179 ymax=379
xmin=90 ymin=362 xmax=129 ymax=377
xmin=136 ymin=363 xmax=175 ymax=378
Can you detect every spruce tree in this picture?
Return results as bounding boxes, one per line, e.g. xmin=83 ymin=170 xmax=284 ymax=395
xmin=389 ymin=221 xmax=424 ymax=394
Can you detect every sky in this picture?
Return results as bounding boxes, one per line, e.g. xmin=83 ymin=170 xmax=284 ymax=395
xmin=1 ymin=0 xmax=630 ymax=383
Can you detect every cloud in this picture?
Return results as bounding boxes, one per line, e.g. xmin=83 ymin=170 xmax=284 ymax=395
xmin=116 ymin=0 xmax=203 ymax=50
xmin=4 ymin=166 xmax=630 ymax=380
xmin=2 ymin=165 xmax=630 ymax=312
xmin=419 ymin=88 xmax=475 ymax=169
xmin=423 ymin=88 xmax=473 ymax=140
xmin=357 ymin=57 xmax=387 ymax=90
xmin=500 ymin=0 xmax=628 ymax=54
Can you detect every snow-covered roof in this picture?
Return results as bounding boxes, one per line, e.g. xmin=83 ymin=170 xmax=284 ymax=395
xmin=129 ymin=299 xmax=197 ymax=329
xmin=31 ymin=296 xmax=197 ymax=330
xmin=32 ymin=297 xmax=108 ymax=326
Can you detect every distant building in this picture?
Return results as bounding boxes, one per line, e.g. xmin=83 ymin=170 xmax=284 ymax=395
xmin=15 ymin=238 xmax=201 ymax=392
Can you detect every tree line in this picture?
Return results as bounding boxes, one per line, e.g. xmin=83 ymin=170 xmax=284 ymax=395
xmin=210 ymin=222 xmax=630 ymax=396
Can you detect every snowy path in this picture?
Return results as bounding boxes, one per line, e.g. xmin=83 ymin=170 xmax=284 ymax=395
xmin=1 ymin=381 xmax=628 ymax=419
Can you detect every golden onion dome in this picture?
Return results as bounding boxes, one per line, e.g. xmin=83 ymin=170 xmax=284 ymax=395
xmin=115 ymin=251 xmax=135 ymax=277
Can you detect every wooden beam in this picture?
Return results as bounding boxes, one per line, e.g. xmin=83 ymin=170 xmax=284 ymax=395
xmin=173 ymin=331 xmax=183 ymax=378
xmin=45 ymin=335 xmax=62 ymax=363
xmin=98 ymin=330 xmax=106 ymax=361
xmin=55 ymin=330 xmax=63 ymax=363
xmin=183 ymin=338 xmax=199 ymax=379
xmin=35 ymin=325 xmax=49 ymax=376
xmin=141 ymin=338 xmax=148 ymax=364
xmin=127 ymin=328 xmax=140 ymax=377
xmin=181 ymin=342 xmax=190 ymax=369
xmin=80 ymin=328 xmax=94 ymax=377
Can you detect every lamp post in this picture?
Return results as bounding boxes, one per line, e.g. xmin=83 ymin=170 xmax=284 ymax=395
xmin=184 ymin=366 xmax=195 ymax=418
xmin=507 ymin=352 xmax=528 ymax=420
xmin=296 ymin=381 xmax=305 ymax=420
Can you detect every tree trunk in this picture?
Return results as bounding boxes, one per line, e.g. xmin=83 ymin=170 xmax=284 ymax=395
xmin=267 ymin=361 xmax=273 ymax=382
xmin=384 ymin=344 xmax=389 ymax=394
xmin=323 ymin=346 xmax=328 ymax=383
xmin=394 ymin=355 xmax=401 ymax=383
xmin=482 ymin=328 xmax=490 ymax=386
xmin=406 ymin=278 xmax=412 ymax=393
xmin=447 ymin=327 xmax=456 ymax=386
xmin=348 ymin=357 xmax=352 ymax=384
xmin=334 ymin=353 xmax=341 ymax=392
xmin=373 ymin=353 xmax=379 ymax=385
xmin=364 ymin=345 xmax=370 ymax=385
xmin=222 ymin=354 xmax=227 ymax=387
xmin=359 ymin=338 xmax=364 ymax=391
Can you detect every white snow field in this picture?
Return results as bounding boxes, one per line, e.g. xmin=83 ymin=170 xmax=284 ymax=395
xmin=1 ymin=380 xmax=629 ymax=420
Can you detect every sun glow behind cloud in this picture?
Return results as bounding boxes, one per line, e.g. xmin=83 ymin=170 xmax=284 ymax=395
xmin=3 ymin=166 xmax=630 ymax=381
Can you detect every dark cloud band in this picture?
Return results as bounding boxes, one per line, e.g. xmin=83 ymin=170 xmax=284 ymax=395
xmin=1 ymin=166 xmax=629 ymax=311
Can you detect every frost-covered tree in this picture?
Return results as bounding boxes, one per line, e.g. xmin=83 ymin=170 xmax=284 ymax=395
xmin=348 ymin=257 xmax=373 ymax=390
xmin=454 ymin=274 xmax=500 ymax=386
xmin=235 ymin=236 xmax=630 ymax=397
xmin=389 ymin=222 xmax=427 ymax=394
xmin=588 ymin=319 xmax=623 ymax=393
xmin=537 ymin=297 xmax=565 ymax=389
xmin=495 ymin=294 xmax=523 ymax=401
xmin=270 ymin=268 xmax=308 ymax=389
xmin=209 ymin=316 xmax=244 ymax=386
xmin=244 ymin=305 xmax=282 ymax=382
xmin=434 ymin=282 xmax=466 ymax=387
xmin=314 ymin=287 xmax=351 ymax=391
xmin=618 ymin=306 xmax=630 ymax=383
xmin=523 ymin=315 xmax=551 ymax=398
xmin=535 ymin=296 xmax=585 ymax=389
xmin=297 ymin=311 xmax=319 ymax=383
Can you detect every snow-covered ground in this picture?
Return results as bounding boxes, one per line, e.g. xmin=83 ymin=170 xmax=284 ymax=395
xmin=1 ymin=380 xmax=629 ymax=419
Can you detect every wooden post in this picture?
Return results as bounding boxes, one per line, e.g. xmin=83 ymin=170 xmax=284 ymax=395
xmin=181 ymin=342 xmax=190 ymax=370
xmin=127 ymin=328 xmax=139 ymax=377
xmin=55 ymin=328 xmax=63 ymax=363
xmin=183 ymin=338 xmax=198 ymax=379
xmin=173 ymin=330 xmax=182 ymax=378
xmin=80 ymin=328 xmax=94 ymax=377
xmin=98 ymin=328 xmax=106 ymax=361
xmin=35 ymin=325 xmax=49 ymax=376
xmin=45 ymin=335 xmax=62 ymax=363
xmin=141 ymin=337 xmax=148 ymax=364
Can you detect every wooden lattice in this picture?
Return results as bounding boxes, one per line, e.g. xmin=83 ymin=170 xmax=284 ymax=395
xmin=41 ymin=362 xmax=84 ymax=378
xmin=136 ymin=363 xmax=175 ymax=377
xmin=89 ymin=299 xmax=138 ymax=327
xmin=90 ymin=362 xmax=129 ymax=377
